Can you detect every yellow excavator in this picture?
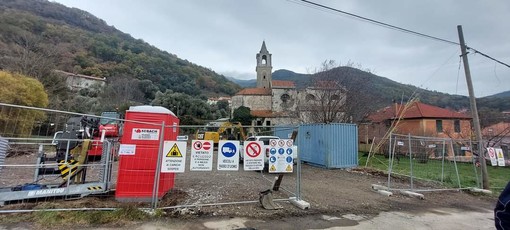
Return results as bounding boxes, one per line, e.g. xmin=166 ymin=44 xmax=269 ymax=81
xmin=195 ymin=121 xmax=246 ymax=145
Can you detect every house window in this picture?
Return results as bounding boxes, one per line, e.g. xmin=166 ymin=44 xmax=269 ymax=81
xmin=454 ymin=120 xmax=460 ymax=133
xmin=306 ymin=94 xmax=315 ymax=101
xmin=281 ymin=94 xmax=290 ymax=103
xmin=266 ymin=120 xmax=271 ymax=126
xmin=436 ymin=120 xmax=443 ymax=133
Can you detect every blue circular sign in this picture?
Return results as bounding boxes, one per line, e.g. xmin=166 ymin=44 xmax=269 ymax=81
xmin=286 ymin=148 xmax=293 ymax=155
xmin=278 ymin=148 xmax=285 ymax=155
xmin=270 ymin=148 xmax=277 ymax=155
xmin=221 ymin=142 xmax=236 ymax=158
xmin=286 ymin=156 xmax=293 ymax=163
xmin=270 ymin=156 xmax=277 ymax=163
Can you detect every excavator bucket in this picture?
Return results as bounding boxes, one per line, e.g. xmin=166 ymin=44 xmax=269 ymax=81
xmin=259 ymin=189 xmax=282 ymax=210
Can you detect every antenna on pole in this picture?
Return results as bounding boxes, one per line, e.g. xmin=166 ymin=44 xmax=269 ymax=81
xmin=457 ymin=25 xmax=489 ymax=189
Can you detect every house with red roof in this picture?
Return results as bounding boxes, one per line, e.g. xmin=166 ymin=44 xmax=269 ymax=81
xmin=360 ymin=101 xmax=472 ymax=142
xmin=359 ymin=101 xmax=474 ymax=160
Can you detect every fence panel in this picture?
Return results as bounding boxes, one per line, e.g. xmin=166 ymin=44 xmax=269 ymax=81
xmin=387 ymin=133 xmax=479 ymax=192
xmin=0 ymin=103 xmax=301 ymax=212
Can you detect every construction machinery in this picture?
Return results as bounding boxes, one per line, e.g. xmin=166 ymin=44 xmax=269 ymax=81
xmin=195 ymin=121 xmax=246 ymax=144
xmin=0 ymin=116 xmax=115 ymax=205
xmin=88 ymin=112 xmax=122 ymax=157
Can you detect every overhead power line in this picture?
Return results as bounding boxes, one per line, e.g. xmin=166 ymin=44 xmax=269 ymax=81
xmin=292 ymin=0 xmax=510 ymax=69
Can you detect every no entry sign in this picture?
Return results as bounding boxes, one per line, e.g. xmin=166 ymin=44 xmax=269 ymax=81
xmin=190 ymin=140 xmax=213 ymax=171
xmin=243 ymin=141 xmax=264 ymax=171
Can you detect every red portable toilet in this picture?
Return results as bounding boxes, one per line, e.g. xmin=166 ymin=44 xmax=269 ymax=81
xmin=115 ymin=105 xmax=179 ymax=202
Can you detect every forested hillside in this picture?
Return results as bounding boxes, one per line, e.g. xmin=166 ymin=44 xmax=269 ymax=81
xmin=270 ymin=67 xmax=510 ymax=126
xmin=0 ymin=0 xmax=240 ymax=115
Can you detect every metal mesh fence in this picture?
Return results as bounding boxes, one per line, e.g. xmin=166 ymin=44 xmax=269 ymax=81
xmin=387 ymin=133 xmax=480 ymax=192
xmin=0 ymin=103 xmax=301 ymax=211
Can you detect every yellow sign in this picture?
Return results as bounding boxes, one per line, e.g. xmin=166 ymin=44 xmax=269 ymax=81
xmin=166 ymin=143 xmax=183 ymax=157
xmin=270 ymin=165 xmax=276 ymax=172
xmin=286 ymin=165 xmax=292 ymax=172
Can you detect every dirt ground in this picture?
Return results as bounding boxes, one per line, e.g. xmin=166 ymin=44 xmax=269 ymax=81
xmin=0 ymin=146 xmax=498 ymax=228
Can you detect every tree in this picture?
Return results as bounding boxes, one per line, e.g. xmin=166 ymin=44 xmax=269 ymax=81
xmin=300 ymin=60 xmax=380 ymax=124
xmin=232 ymin=106 xmax=253 ymax=125
xmin=0 ymin=71 xmax=48 ymax=137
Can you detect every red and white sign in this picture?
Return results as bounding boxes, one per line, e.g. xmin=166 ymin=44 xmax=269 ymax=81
xmin=131 ymin=128 xmax=159 ymax=140
xmin=190 ymin=140 xmax=213 ymax=171
xmin=487 ymin=147 xmax=498 ymax=166
xmin=270 ymin=139 xmax=277 ymax=147
xmin=202 ymin=141 xmax=211 ymax=150
xmin=245 ymin=142 xmax=262 ymax=157
xmin=243 ymin=141 xmax=264 ymax=171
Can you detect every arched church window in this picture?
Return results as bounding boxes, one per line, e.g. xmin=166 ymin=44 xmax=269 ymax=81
xmin=262 ymin=55 xmax=267 ymax=65
xmin=306 ymin=94 xmax=315 ymax=101
xmin=281 ymin=94 xmax=290 ymax=103
xmin=263 ymin=75 xmax=266 ymax=79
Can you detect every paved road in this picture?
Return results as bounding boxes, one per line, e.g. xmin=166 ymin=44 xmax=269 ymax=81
xmin=88 ymin=207 xmax=494 ymax=230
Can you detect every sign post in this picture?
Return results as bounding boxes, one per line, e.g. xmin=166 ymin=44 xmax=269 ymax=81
xmin=161 ymin=141 xmax=187 ymax=173
xmin=243 ymin=141 xmax=264 ymax=171
xmin=269 ymin=139 xmax=294 ymax=173
xmin=217 ymin=140 xmax=239 ymax=171
xmin=190 ymin=140 xmax=213 ymax=171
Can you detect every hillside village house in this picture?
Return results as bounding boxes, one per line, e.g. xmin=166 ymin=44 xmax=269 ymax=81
xmin=360 ymin=101 xmax=473 ymax=160
xmin=231 ymin=41 xmax=346 ymax=126
xmin=54 ymin=70 xmax=106 ymax=91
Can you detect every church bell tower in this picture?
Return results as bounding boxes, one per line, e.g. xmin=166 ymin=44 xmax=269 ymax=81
xmin=256 ymin=41 xmax=272 ymax=89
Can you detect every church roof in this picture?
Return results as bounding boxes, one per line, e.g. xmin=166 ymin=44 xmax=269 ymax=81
xmin=236 ymin=88 xmax=271 ymax=95
xmin=272 ymin=80 xmax=295 ymax=88
xmin=251 ymin=110 xmax=291 ymax=118
xmin=260 ymin=41 xmax=269 ymax=53
xmin=251 ymin=110 xmax=274 ymax=118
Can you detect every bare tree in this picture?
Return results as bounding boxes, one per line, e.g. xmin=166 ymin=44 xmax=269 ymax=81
xmin=300 ymin=60 xmax=382 ymax=124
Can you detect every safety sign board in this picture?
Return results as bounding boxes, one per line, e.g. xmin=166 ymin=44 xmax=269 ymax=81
xmin=496 ymin=148 xmax=505 ymax=167
xmin=269 ymin=139 xmax=294 ymax=173
xmin=487 ymin=147 xmax=498 ymax=166
xmin=190 ymin=140 xmax=213 ymax=171
xmin=118 ymin=144 xmax=136 ymax=155
xmin=161 ymin=141 xmax=187 ymax=173
xmin=217 ymin=140 xmax=239 ymax=171
xmin=132 ymin=128 xmax=159 ymax=140
xmin=243 ymin=141 xmax=264 ymax=171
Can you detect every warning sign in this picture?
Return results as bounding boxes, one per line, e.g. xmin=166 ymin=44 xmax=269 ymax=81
xmin=496 ymin=148 xmax=505 ymax=167
xmin=243 ymin=141 xmax=264 ymax=171
xmin=166 ymin=143 xmax=183 ymax=157
xmin=161 ymin=141 xmax=187 ymax=173
xmin=190 ymin=140 xmax=213 ymax=171
xmin=217 ymin=140 xmax=239 ymax=171
xmin=269 ymin=139 xmax=294 ymax=173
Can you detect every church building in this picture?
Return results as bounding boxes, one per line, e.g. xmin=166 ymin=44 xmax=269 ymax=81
xmin=231 ymin=42 xmax=332 ymax=126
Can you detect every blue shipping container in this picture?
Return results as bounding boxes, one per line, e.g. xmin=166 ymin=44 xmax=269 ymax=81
xmin=274 ymin=126 xmax=298 ymax=139
xmin=297 ymin=123 xmax=358 ymax=169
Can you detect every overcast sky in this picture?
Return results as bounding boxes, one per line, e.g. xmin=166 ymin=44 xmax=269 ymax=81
xmin=53 ymin=0 xmax=510 ymax=97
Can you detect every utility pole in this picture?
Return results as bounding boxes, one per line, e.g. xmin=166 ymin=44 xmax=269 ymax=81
xmin=457 ymin=25 xmax=489 ymax=189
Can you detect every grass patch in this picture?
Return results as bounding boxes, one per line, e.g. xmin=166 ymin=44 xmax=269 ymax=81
xmin=32 ymin=206 xmax=151 ymax=228
xmin=359 ymin=152 xmax=510 ymax=194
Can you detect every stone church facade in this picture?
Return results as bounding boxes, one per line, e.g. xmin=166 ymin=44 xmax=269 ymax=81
xmin=232 ymin=42 xmax=336 ymax=126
